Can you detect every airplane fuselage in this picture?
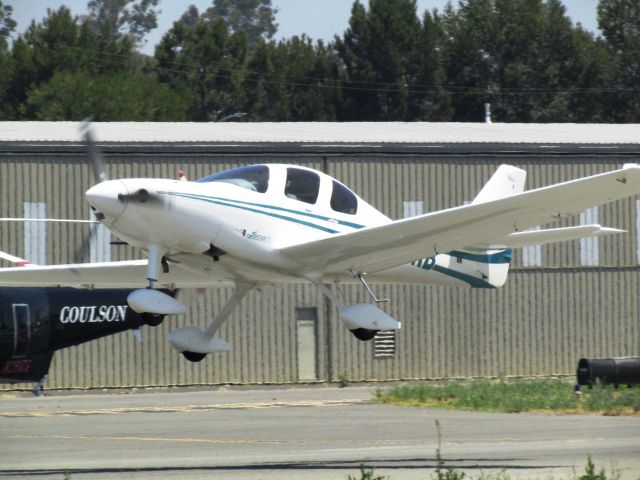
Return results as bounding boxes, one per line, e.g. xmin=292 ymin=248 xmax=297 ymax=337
xmin=88 ymin=164 xmax=510 ymax=289
xmin=0 ymin=287 xmax=164 ymax=383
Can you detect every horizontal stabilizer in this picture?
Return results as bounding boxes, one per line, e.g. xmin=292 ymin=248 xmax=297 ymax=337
xmin=476 ymin=225 xmax=625 ymax=250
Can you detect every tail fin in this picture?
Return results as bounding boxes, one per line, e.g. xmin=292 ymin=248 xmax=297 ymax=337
xmin=457 ymin=165 xmax=524 ymax=288
xmin=472 ymin=165 xmax=526 ymax=204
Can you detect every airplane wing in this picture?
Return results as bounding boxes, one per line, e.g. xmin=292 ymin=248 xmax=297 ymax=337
xmin=279 ymin=165 xmax=640 ymax=275
xmin=0 ymin=259 xmax=234 ymax=288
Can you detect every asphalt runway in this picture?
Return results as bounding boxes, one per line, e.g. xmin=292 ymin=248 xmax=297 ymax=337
xmin=1 ymin=385 xmax=639 ymax=480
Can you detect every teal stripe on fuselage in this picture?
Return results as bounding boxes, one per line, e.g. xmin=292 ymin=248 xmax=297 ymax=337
xmin=448 ymin=249 xmax=512 ymax=264
xmin=169 ymin=192 xmax=341 ymax=234
xmin=412 ymin=249 xmax=511 ymax=288
xmin=172 ymin=192 xmax=365 ymax=230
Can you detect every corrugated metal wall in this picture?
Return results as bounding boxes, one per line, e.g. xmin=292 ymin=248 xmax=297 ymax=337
xmin=2 ymin=149 xmax=639 ymax=389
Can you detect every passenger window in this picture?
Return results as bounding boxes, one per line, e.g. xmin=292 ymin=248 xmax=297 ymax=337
xmin=330 ymin=180 xmax=358 ymax=215
xmin=285 ymin=168 xmax=320 ymax=204
xmin=197 ymin=165 xmax=269 ymax=193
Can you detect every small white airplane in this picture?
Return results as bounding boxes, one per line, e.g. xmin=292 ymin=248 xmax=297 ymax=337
xmin=1 ymin=160 xmax=639 ymax=362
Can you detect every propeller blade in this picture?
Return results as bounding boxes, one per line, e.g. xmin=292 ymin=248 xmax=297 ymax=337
xmin=80 ymin=120 xmax=109 ymax=184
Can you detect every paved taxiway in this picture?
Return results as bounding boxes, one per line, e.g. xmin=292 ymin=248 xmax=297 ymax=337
xmin=1 ymin=385 xmax=639 ymax=479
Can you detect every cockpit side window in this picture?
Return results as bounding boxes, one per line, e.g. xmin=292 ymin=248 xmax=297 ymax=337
xmin=285 ymin=168 xmax=320 ymax=204
xmin=197 ymin=165 xmax=269 ymax=193
xmin=330 ymin=180 xmax=358 ymax=215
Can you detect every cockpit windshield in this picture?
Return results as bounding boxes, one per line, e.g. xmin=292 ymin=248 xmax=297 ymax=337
xmin=197 ymin=165 xmax=269 ymax=193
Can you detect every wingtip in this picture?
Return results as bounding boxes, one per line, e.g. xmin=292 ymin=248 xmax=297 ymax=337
xmin=598 ymin=226 xmax=627 ymax=235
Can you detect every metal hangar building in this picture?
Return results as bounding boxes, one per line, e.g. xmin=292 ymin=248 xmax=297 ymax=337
xmin=1 ymin=121 xmax=639 ymax=389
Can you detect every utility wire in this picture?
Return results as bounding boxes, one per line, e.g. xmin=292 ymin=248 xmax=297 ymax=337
xmin=3 ymin=31 xmax=639 ymax=97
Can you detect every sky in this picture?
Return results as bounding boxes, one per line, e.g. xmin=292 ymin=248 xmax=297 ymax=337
xmin=10 ymin=0 xmax=601 ymax=55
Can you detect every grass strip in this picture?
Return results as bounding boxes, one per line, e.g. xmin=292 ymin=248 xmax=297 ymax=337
xmin=375 ymin=378 xmax=640 ymax=415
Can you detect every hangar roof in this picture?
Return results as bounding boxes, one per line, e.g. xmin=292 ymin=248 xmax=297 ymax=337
xmin=1 ymin=121 xmax=640 ymax=145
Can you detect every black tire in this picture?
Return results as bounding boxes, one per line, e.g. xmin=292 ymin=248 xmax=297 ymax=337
xmin=142 ymin=313 xmax=164 ymax=327
xmin=182 ymin=351 xmax=207 ymax=362
xmin=350 ymin=328 xmax=379 ymax=341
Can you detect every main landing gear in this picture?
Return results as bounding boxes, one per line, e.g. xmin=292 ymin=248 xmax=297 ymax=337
xmin=350 ymin=328 xmax=379 ymax=341
xmin=311 ymin=275 xmax=400 ymax=342
xmin=182 ymin=351 xmax=207 ymax=362
xmin=168 ymin=282 xmax=254 ymax=362
xmin=141 ymin=312 xmax=164 ymax=327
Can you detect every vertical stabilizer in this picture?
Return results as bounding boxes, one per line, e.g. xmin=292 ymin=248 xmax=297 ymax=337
xmin=455 ymin=165 xmax=524 ymax=288
xmin=472 ymin=165 xmax=526 ymax=204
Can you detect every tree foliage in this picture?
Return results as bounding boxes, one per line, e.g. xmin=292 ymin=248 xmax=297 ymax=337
xmin=24 ymin=70 xmax=189 ymax=121
xmin=244 ymin=36 xmax=343 ymax=121
xmin=204 ymin=0 xmax=277 ymax=51
xmin=155 ymin=6 xmax=248 ymax=121
xmin=4 ymin=4 xmax=182 ymax=120
xmin=84 ymin=0 xmax=160 ymax=44
xmin=336 ymin=0 xmax=422 ymax=120
xmin=0 ymin=0 xmax=15 ymax=119
xmin=437 ymin=0 xmax=611 ymax=122
xmin=0 ymin=0 xmax=638 ymax=122
xmin=598 ymin=0 xmax=640 ymax=121
xmin=0 ymin=0 xmax=16 ymax=50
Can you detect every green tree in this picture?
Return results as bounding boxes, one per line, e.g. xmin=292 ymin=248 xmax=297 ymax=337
xmin=155 ymin=6 xmax=247 ymax=121
xmin=0 ymin=0 xmax=16 ymax=50
xmin=438 ymin=0 xmax=496 ymax=121
xmin=24 ymin=70 xmax=190 ymax=121
xmin=440 ymin=0 xmax=608 ymax=122
xmin=408 ymin=9 xmax=452 ymax=120
xmin=8 ymin=7 xmax=84 ymax=115
xmin=6 ymin=5 xmax=185 ymax=121
xmin=84 ymin=0 xmax=160 ymax=45
xmin=598 ymin=0 xmax=640 ymax=53
xmin=0 ymin=1 xmax=16 ymax=119
xmin=598 ymin=0 xmax=640 ymax=121
xmin=244 ymin=36 xmax=343 ymax=121
xmin=204 ymin=0 xmax=277 ymax=51
xmin=336 ymin=0 xmax=422 ymax=121
xmin=243 ymin=40 xmax=293 ymax=120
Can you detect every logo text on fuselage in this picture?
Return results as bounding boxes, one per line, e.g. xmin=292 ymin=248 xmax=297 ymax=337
xmin=59 ymin=305 xmax=128 ymax=324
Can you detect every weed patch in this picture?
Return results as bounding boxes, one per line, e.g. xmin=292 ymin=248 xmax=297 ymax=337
xmin=375 ymin=378 xmax=640 ymax=415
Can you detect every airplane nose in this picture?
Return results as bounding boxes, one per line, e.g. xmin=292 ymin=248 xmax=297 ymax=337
xmin=86 ymin=180 xmax=128 ymax=220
